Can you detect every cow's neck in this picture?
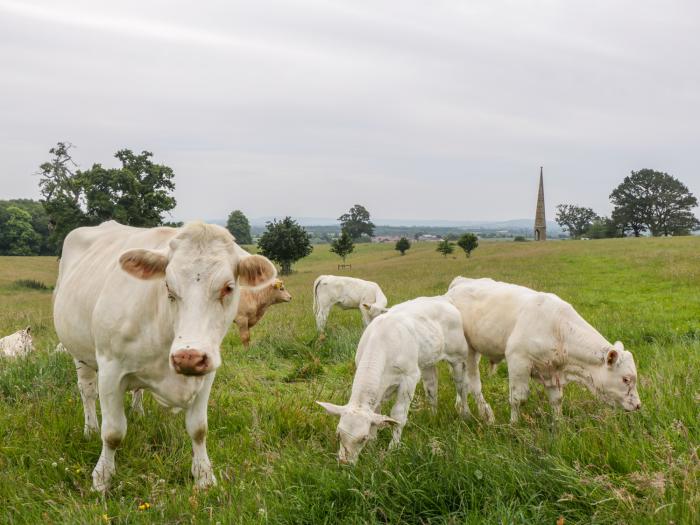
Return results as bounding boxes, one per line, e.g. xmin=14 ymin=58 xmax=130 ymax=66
xmin=560 ymin=317 xmax=609 ymax=391
xmin=349 ymin=346 xmax=387 ymax=410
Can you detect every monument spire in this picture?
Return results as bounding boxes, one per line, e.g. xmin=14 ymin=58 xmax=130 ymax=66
xmin=534 ymin=167 xmax=546 ymax=241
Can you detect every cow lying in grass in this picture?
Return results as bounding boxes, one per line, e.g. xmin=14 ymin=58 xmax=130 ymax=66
xmin=0 ymin=326 xmax=34 ymax=357
xmin=313 ymin=275 xmax=388 ymax=335
xmin=317 ymin=296 xmax=493 ymax=464
xmin=447 ymin=277 xmax=641 ymax=423
xmin=234 ymin=279 xmax=292 ymax=349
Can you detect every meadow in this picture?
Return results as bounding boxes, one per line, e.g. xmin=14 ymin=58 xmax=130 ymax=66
xmin=0 ymin=238 xmax=698 ymax=524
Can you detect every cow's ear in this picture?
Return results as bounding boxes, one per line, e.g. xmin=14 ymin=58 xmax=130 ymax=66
xmin=606 ymin=348 xmax=619 ymax=367
xmin=25 ymin=326 xmax=31 ymax=333
xmin=371 ymin=413 xmax=399 ymax=428
xmin=119 ymin=249 xmax=169 ymax=280
xmin=613 ymin=341 xmax=625 ymax=352
xmin=316 ymin=401 xmax=346 ymax=417
xmin=237 ymin=255 xmax=277 ymax=288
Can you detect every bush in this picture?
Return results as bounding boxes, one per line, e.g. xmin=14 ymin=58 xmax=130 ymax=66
xmin=14 ymin=279 xmax=51 ymax=290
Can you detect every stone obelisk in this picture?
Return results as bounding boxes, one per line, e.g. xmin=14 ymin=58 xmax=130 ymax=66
xmin=534 ymin=167 xmax=546 ymax=241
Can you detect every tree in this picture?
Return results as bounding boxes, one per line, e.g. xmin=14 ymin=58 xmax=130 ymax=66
xmin=338 ymin=204 xmax=375 ymax=241
xmin=257 ymin=217 xmax=312 ymax=275
xmin=555 ymin=204 xmax=599 ymax=238
xmin=330 ymin=229 xmax=355 ymax=264
xmin=395 ymin=237 xmax=411 ymax=255
xmin=38 ymin=142 xmax=177 ymax=254
xmin=226 ymin=210 xmax=252 ymax=245
xmin=0 ymin=206 xmax=42 ymax=255
xmin=585 ymin=217 xmax=622 ymax=239
xmin=457 ymin=233 xmax=479 ymax=258
xmin=436 ymin=239 xmax=454 ymax=257
xmin=610 ymin=169 xmax=699 ymax=236
xmin=0 ymin=199 xmax=53 ymax=254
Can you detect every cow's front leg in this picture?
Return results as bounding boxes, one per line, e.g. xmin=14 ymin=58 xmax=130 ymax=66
xmin=93 ymin=364 xmax=126 ymax=493
xmin=420 ymin=366 xmax=438 ymax=414
xmin=131 ymin=389 xmax=144 ymax=416
xmin=74 ymin=359 xmax=99 ymax=437
xmin=506 ymin=355 xmax=531 ymax=424
xmin=187 ymin=373 xmax=216 ymax=489
xmin=237 ymin=320 xmax=251 ymax=350
xmin=546 ymin=385 xmax=564 ymax=418
xmin=388 ymin=373 xmax=419 ymax=449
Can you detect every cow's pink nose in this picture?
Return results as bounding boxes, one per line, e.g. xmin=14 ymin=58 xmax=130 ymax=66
xmin=171 ymin=350 xmax=210 ymax=375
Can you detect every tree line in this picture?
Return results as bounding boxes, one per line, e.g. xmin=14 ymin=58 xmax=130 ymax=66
xmin=556 ymin=169 xmax=698 ymax=238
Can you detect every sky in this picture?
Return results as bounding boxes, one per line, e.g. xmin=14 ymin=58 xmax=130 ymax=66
xmin=1 ymin=0 xmax=699 ymax=224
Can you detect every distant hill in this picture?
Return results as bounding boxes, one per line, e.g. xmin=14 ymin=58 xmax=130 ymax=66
xmin=203 ymin=216 xmax=563 ymax=242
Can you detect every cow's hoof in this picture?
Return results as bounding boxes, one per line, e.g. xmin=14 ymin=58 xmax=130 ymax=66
xmin=92 ymin=466 xmax=114 ymax=494
xmin=83 ymin=425 xmax=99 ymax=438
xmin=318 ymin=333 xmax=326 ymax=342
xmin=194 ymin=471 xmax=217 ymax=490
xmin=481 ymin=406 xmax=495 ymax=425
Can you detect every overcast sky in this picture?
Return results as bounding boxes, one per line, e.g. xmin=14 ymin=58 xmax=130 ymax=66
xmin=1 ymin=0 xmax=699 ymax=223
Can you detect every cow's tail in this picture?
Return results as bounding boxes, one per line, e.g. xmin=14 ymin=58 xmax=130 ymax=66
xmin=312 ymin=276 xmax=324 ymax=319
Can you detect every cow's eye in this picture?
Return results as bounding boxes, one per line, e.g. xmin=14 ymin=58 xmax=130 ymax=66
xmin=622 ymin=377 xmax=631 ymax=384
xmin=220 ymin=284 xmax=235 ymax=299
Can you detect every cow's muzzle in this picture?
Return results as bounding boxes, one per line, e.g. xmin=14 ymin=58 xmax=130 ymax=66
xmin=171 ymin=349 xmax=211 ymax=376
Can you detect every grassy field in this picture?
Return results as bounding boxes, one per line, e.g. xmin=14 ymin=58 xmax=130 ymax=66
xmin=0 ymin=238 xmax=698 ymax=524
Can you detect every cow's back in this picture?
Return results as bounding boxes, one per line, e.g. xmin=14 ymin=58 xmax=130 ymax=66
xmin=54 ymin=222 xmax=177 ymax=364
xmin=447 ymin=280 xmax=551 ymax=355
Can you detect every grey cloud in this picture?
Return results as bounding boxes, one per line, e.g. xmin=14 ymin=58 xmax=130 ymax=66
xmin=1 ymin=0 xmax=698 ymax=222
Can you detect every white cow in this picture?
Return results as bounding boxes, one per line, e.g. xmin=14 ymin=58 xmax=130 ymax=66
xmin=446 ymin=277 xmax=641 ymax=423
xmin=0 ymin=326 xmax=34 ymax=357
xmin=317 ymin=296 xmax=493 ymax=464
xmin=313 ymin=275 xmax=388 ymax=333
xmin=53 ymin=221 xmax=276 ymax=492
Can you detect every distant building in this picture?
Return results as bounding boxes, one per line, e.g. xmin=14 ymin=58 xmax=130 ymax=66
xmin=534 ymin=167 xmax=546 ymax=241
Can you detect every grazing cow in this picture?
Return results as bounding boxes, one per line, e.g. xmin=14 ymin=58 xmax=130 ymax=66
xmin=234 ymin=279 xmax=292 ymax=349
xmin=53 ymin=221 xmax=276 ymax=492
xmin=0 ymin=326 xmax=34 ymax=357
xmin=446 ymin=277 xmax=641 ymax=422
xmin=313 ymin=275 xmax=388 ymax=333
xmin=317 ymin=296 xmax=493 ymax=464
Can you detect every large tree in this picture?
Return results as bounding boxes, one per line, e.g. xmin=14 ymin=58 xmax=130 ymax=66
xmin=0 ymin=199 xmax=53 ymax=254
xmin=257 ymin=217 xmax=313 ymax=275
xmin=610 ymin=169 xmax=699 ymax=236
xmin=38 ymin=143 xmax=177 ymax=253
xmin=0 ymin=206 xmax=42 ymax=255
xmin=330 ymin=229 xmax=354 ymax=264
xmin=555 ymin=204 xmax=599 ymax=238
xmin=338 ymin=204 xmax=375 ymax=241
xmin=226 ymin=210 xmax=253 ymax=245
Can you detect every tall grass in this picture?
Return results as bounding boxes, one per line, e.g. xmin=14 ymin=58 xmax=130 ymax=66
xmin=0 ymin=238 xmax=698 ymax=524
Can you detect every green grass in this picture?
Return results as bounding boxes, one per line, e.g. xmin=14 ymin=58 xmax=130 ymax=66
xmin=0 ymin=238 xmax=698 ymax=524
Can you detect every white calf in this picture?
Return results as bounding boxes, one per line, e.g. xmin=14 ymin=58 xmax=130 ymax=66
xmin=313 ymin=275 xmax=388 ymax=333
xmin=447 ymin=277 xmax=641 ymax=422
xmin=317 ymin=296 xmax=493 ymax=464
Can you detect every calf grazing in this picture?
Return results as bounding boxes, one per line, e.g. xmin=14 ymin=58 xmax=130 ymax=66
xmin=313 ymin=275 xmax=388 ymax=334
xmin=317 ymin=296 xmax=492 ymax=464
xmin=234 ymin=279 xmax=292 ymax=349
xmin=447 ymin=277 xmax=641 ymax=423
xmin=0 ymin=326 xmax=34 ymax=357
xmin=53 ymin=221 xmax=276 ymax=492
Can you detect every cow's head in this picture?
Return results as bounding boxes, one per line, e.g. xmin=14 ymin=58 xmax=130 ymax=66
xmin=316 ymin=401 xmax=397 ymax=464
xmin=593 ymin=341 xmax=641 ymax=412
xmin=272 ymin=279 xmax=292 ymax=304
xmin=360 ymin=303 xmax=388 ymax=320
xmin=119 ymin=223 xmax=276 ymax=376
